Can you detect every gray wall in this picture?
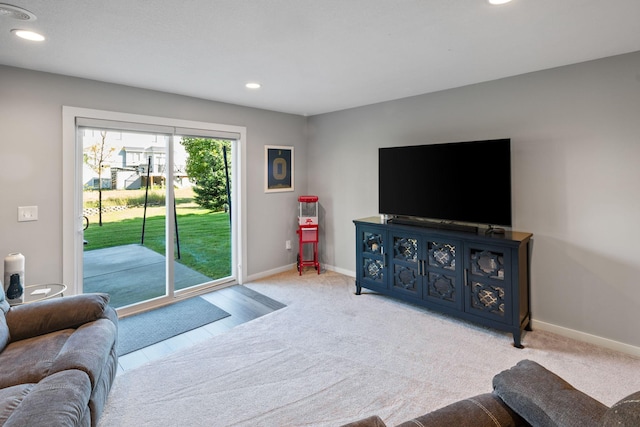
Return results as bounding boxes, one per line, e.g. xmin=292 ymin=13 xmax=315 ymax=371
xmin=307 ymin=51 xmax=640 ymax=349
xmin=0 ymin=65 xmax=306 ymax=283
xmin=2 ymin=50 xmax=639 ymax=351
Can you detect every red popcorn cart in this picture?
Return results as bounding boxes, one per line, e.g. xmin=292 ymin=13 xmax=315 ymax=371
xmin=296 ymin=195 xmax=320 ymax=275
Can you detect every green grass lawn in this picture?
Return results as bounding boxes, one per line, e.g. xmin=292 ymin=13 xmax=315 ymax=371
xmin=83 ymin=208 xmax=231 ymax=280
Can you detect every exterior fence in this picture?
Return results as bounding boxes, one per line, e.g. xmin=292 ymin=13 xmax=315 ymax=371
xmin=83 ymin=205 xmax=129 ymax=216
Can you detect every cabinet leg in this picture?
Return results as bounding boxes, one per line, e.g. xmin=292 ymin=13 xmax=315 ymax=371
xmin=522 ymin=313 xmax=532 ymax=331
xmin=525 ymin=321 xmax=533 ymax=332
xmin=512 ymin=332 xmax=524 ymax=349
xmin=355 ymin=282 xmax=362 ymax=295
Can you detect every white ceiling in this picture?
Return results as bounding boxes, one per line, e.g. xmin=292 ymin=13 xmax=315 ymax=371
xmin=1 ymin=0 xmax=640 ymax=116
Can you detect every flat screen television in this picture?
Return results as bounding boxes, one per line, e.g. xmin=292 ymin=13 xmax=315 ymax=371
xmin=379 ymin=138 xmax=512 ymax=228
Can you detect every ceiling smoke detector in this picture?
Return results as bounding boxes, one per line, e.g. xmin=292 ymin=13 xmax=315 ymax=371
xmin=0 ymin=4 xmax=37 ymax=21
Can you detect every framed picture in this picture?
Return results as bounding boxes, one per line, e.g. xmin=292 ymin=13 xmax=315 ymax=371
xmin=265 ymin=145 xmax=294 ymax=192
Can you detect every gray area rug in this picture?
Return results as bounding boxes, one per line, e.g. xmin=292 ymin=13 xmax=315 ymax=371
xmin=117 ymin=297 xmax=230 ymax=356
xmin=101 ymin=271 xmax=640 ymax=426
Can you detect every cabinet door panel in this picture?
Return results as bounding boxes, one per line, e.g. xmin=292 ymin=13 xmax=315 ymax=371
xmin=392 ymin=264 xmax=420 ymax=295
xmin=469 ymin=248 xmax=506 ymax=280
xmin=390 ymin=233 xmax=422 ymax=299
xmin=426 ymin=271 xmax=457 ymax=302
xmin=469 ymin=280 xmax=506 ymax=318
xmin=424 ymin=240 xmax=462 ymax=309
xmin=357 ymin=227 xmax=388 ymax=290
xmin=464 ymin=245 xmax=512 ymax=323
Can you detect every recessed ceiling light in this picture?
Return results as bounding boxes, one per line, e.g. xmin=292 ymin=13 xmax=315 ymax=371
xmin=0 ymin=3 xmax=37 ymax=21
xmin=488 ymin=0 xmax=513 ymax=4
xmin=11 ymin=29 xmax=45 ymax=41
xmin=245 ymin=82 xmax=261 ymax=89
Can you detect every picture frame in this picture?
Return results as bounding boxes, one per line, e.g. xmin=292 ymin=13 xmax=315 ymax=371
xmin=265 ymin=145 xmax=294 ymax=193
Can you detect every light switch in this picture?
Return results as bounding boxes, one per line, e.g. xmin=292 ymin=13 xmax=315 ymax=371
xmin=18 ymin=206 xmax=38 ymax=222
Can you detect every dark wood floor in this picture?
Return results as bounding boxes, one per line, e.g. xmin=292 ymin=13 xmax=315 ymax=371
xmin=117 ymin=284 xmax=286 ymax=374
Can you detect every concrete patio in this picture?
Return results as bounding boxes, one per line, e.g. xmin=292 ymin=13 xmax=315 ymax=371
xmin=83 ymin=244 xmax=212 ymax=308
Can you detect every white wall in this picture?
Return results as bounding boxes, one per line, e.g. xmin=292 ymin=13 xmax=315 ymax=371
xmin=307 ymin=51 xmax=640 ymax=350
xmin=0 ymin=66 xmax=307 ymax=283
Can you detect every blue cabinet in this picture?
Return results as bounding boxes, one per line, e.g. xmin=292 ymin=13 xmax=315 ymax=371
xmin=354 ymin=217 xmax=532 ymax=348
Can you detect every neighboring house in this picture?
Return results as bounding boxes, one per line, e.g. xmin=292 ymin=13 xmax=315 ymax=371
xmin=82 ymin=163 xmax=111 ymax=190
xmin=83 ymin=132 xmax=190 ymax=190
xmin=116 ymin=145 xmax=166 ymax=190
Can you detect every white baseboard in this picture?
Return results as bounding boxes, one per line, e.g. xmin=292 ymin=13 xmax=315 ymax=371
xmin=247 ymin=263 xmax=355 ymax=283
xmin=320 ymin=264 xmax=355 ymax=278
xmin=245 ymin=264 xmax=297 ymax=283
xmin=532 ymin=319 xmax=640 ymax=358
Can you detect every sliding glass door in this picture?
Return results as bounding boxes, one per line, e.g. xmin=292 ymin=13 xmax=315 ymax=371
xmin=73 ymin=114 xmax=239 ymax=312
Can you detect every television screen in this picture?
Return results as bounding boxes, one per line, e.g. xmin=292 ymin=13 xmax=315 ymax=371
xmin=379 ymin=139 xmax=512 ymax=227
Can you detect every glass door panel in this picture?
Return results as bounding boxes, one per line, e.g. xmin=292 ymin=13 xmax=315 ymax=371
xmin=174 ymin=137 xmax=232 ymax=292
xmin=81 ymin=128 xmax=169 ymax=308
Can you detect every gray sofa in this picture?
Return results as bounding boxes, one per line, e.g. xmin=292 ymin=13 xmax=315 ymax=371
xmin=0 ymin=288 xmax=118 ymax=426
xmin=342 ymin=359 xmax=640 ymax=427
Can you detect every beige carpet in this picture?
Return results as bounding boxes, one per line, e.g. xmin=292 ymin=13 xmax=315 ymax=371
xmin=99 ymin=270 xmax=640 ymax=426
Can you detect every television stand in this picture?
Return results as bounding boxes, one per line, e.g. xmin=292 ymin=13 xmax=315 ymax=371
xmin=388 ymin=217 xmax=478 ymax=233
xmin=354 ymin=216 xmax=532 ymax=348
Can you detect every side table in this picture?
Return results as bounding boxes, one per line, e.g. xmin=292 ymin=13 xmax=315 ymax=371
xmin=10 ymin=283 xmax=67 ymax=306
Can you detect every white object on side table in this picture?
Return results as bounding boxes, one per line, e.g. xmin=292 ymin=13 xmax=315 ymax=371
xmin=10 ymin=283 xmax=67 ymax=306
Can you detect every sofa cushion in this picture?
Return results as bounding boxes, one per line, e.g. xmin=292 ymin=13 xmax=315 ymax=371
xmin=602 ymin=391 xmax=640 ymax=427
xmin=493 ymin=359 xmax=608 ymax=427
xmin=0 ymin=329 xmax=73 ymax=389
xmin=2 ymin=370 xmax=92 ymax=427
xmin=0 ymin=383 xmax=33 ymax=423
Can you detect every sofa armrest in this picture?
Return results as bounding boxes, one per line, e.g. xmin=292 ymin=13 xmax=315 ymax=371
xmin=396 ymin=393 xmax=527 ymax=427
xmin=5 ymin=293 xmax=111 ymax=342
xmin=493 ymin=359 xmax=608 ymax=427
xmin=603 ymin=391 xmax=640 ymax=426
xmin=340 ymin=415 xmax=387 ymax=427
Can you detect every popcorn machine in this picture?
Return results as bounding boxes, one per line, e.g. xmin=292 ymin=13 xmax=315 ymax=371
xmin=296 ymin=195 xmax=320 ymax=275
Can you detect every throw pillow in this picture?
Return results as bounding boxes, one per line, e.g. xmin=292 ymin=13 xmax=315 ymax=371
xmin=492 ymin=359 xmax=608 ymax=427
